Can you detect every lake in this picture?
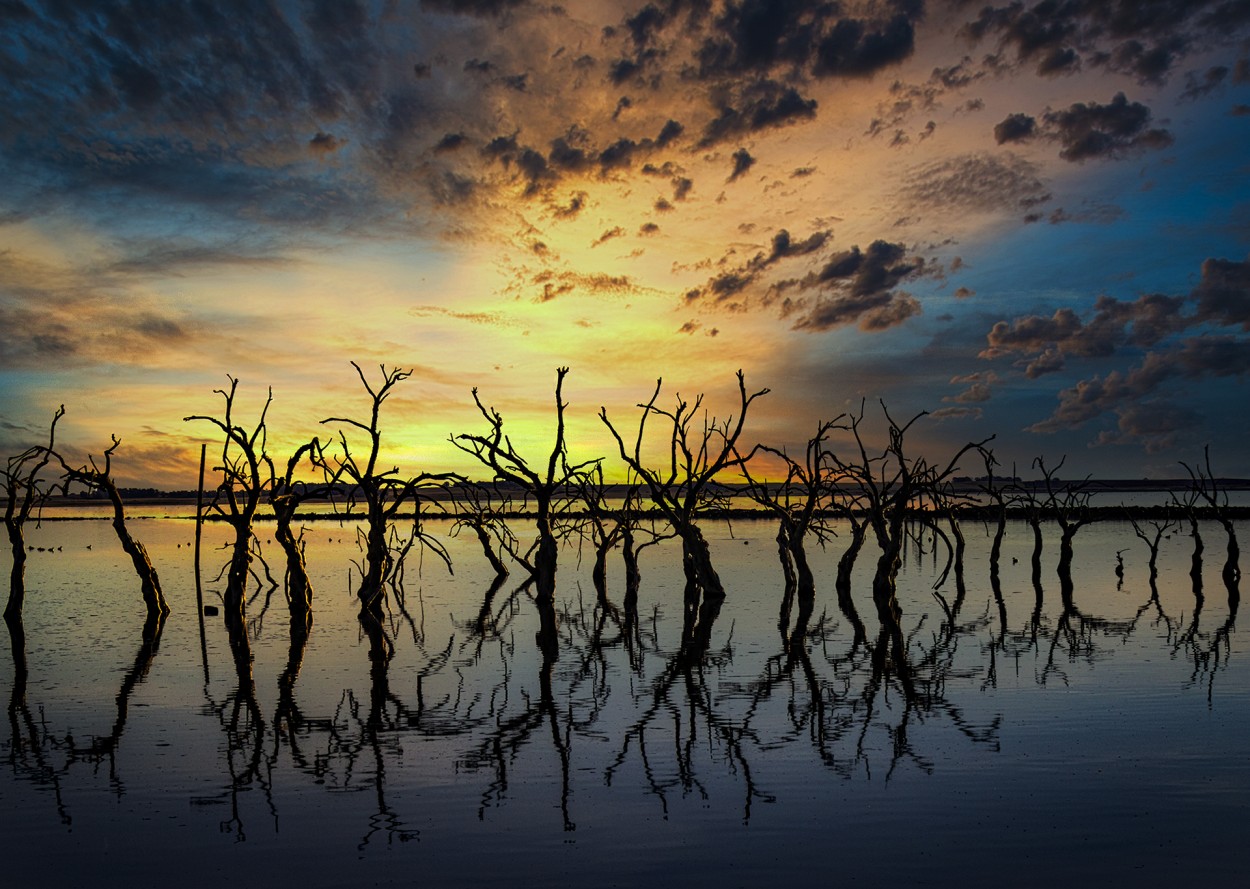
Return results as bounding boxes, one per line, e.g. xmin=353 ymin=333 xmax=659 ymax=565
xmin=3 ymin=510 xmax=1247 ymax=888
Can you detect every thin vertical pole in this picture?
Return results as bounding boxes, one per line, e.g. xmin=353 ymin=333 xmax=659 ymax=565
xmin=194 ymin=443 xmax=209 ymax=683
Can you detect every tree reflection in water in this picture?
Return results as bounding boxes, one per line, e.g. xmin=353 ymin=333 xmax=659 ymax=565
xmin=1 ymin=517 xmax=1244 ymax=857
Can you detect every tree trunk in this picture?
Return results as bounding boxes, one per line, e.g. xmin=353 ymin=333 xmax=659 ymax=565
xmin=274 ymin=515 xmax=312 ymax=620
xmin=226 ymin=526 xmax=253 ymax=616
xmin=4 ymin=521 xmax=26 ymax=621
xmin=1188 ymin=519 xmax=1204 ymax=596
xmin=949 ymin=517 xmax=967 ymax=617
xmin=1057 ymin=528 xmax=1077 ymax=609
xmin=592 ymin=542 xmax=609 ymax=602
xmin=788 ymin=532 xmax=815 ymax=600
xmin=681 ymin=525 xmax=724 ymax=600
xmin=621 ymin=526 xmax=641 ymax=600
xmin=989 ymin=511 xmax=1006 ymax=574
xmin=1219 ymin=518 xmax=1241 ymax=598
xmin=533 ymin=498 xmax=559 ymax=608
xmin=775 ymin=524 xmax=796 ymax=591
xmin=104 ymin=481 xmax=168 ymax=616
xmin=472 ymin=522 xmax=509 ymax=578
xmin=1029 ymin=517 xmax=1043 ymax=589
xmin=872 ymin=543 xmax=903 ymax=624
xmin=835 ymin=521 xmax=866 ymax=598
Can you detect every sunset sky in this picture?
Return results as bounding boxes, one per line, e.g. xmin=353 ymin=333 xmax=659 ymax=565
xmin=3 ymin=0 xmax=1249 ymax=488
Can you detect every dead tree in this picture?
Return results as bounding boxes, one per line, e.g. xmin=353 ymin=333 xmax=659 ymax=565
xmin=977 ymin=453 xmax=1013 ymax=641
xmin=1009 ymin=478 xmax=1047 ymax=592
xmin=266 ymin=438 xmax=334 ymax=626
xmin=1171 ymin=484 xmax=1206 ymax=596
xmin=600 ymin=370 xmax=769 ymax=606
xmin=321 ymin=362 xmax=458 ymax=619
xmin=2 ymin=405 xmax=63 ymax=622
xmin=184 ymin=377 xmax=272 ymax=618
xmin=449 ymin=481 xmax=518 ymax=580
xmin=1034 ymin=456 xmax=1096 ymax=598
xmin=569 ymin=464 xmax=625 ymax=602
xmin=738 ymin=418 xmax=843 ymax=609
xmin=1128 ymin=514 xmax=1178 ymax=588
xmin=451 ymin=367 xmax=597 ymax=640
xmin=828 ymin=402 xmax=990 ymax=623
xmin=58 ymin=435 xmax=169 ymax=617
xmin=1181 ymin=447 xmax=1241 ymax=597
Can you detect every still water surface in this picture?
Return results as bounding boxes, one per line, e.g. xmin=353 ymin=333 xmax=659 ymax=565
xmin=3 ymin=512 xmax=1246 ymax=887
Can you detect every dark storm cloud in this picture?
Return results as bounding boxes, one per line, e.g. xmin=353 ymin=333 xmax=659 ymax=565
xmin=811 ymin=15 xmax=917 ymax=78
xmin=1041 ymin=92 xmax=1173 ymax=162
xmin=1190 ymin=257 xmax=1250 ymax=328
xmin=961 ymin=0 xmax=1246 ymax=83
xmin=728 ymin=148 xmax=756 ymax=182
xmin=982 ymin=292 xmax=1191 ymax=366
xmin=993 ymin=112 xmax=1037 ymax=144
xmin=1098 ymin=39 xmax=1181 ymax=84
xmin=789 ymin=289 xmax=921 ymax=332
xmin=698 ymin=82 xmax=817 ymax=146
xmin=985 ymin=256 xmax=1250 ymax=436
xmin=0 ymin=1 xmax=457 ymax=240
xmin=1027 ymin=337 xmax=1250 ymax=434
xmin=781 ymin=239 xmax=926 ymax=333
xmin=480 ymin=119 xmax=691 ymax=197
xmin=688 ymin=228 xmax=832 ymax=307
xmin=684 ymin=0 xmax=919 ymax=82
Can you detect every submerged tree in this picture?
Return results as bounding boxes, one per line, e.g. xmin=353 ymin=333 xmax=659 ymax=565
xmin=185 ymin=377 xmax=272 ymax=617
xmin=452 ymin=367 xmax=596 ymax=650
xmin=1128 ymin=514 xmax=1177 ymax=590
xmin=828 ymin=402 xmax=989 ymax=622
xmin=1171 ymin=483 xmax=1206 ymax=596
xmin=3 ymin=405 xmax=63 ymax=622
xmin=321 ymin=362 xmax=457 ymax=620
xmin=739 ymin=418 xmax=843 ymax=609
xmin=1181 ymin=446 xmax=1241 ymax=597
xmin=1033 ymin=456 xmax=1096 ymax=596
xmin=58 ymin=435 xmax=169 ymax=617
xmin=449 ymin=481 xmax=518 ymax=581
xmin=600 ymin=370 xmax=769 ymax=606
xmin=266 ymin=438 xmax=333 ymax=626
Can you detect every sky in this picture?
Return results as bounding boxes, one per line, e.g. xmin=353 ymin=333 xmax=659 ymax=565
xmin=2 ymin=0 xmax=1249 ymax=488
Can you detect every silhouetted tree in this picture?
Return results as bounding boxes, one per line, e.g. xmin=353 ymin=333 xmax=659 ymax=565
xmin=600 ymin=370 xmax=769 ymax=606
xmin=1181 ymin=447 xmax=1241 ymax=598
xmin=1171 ymin=483 xmax=1206 ymax=597
xmin=569 ymin=464 xmax=626 ymax=602
xmin=185 ymin=377 xmax=271 ymax=617
xmin=978 ymin=452 xmax=1012 ymax=637
xmin=452 ymin=367 xmax=596 ymax=650
xmin=321 ymin=362 xmax=457 ymax=619
xmin=1128 ymin=514 xmax=1177 ymax=588
xmin=739 ymin=418 xmax=843 ymax=620
xmin=1033 ymin=456 xmax=1096 ymax=596
xmin=266 ymin=437 xmax=333 ymax=625
xmin=3 ymin=405 xmax=62 ymax=622
xmin=827 ymin=402 xmax=989 ymax=622
xmin=57 ymin=435 xmax=169 ymax=617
